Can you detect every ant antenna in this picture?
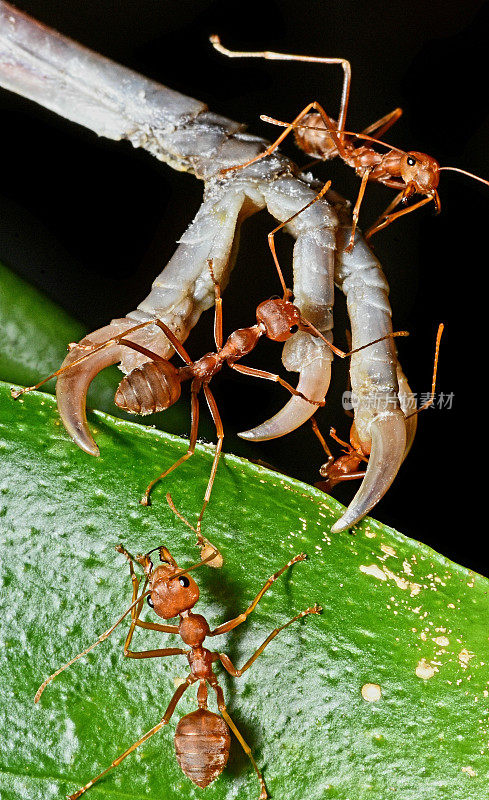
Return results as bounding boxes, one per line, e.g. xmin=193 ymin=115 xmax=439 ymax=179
xmin=170 ymin=552 xmax=222 ymax=581
xmin=439 ymin=166 xmax=489 ymax=188
xmin=302 ymin=319 xmax=409 ymax=359
xmin=143 ymin=545 xmax=178 ymax=566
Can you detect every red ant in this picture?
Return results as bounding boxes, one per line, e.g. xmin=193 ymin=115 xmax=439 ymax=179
xmin=211 ymin=36 xmax=489 ymax=251
xmin=311 ymin=419 xmax=367 ymax=493
xmin=34 ymin=543 xmax=321 ymax=799
xmin=12 ymin=259 xmax=404 ymax=555
xmin=312 ymin=322 xmax=444 ymax=497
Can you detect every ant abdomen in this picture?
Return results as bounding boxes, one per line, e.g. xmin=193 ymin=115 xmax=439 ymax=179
xmin=174 ymin=709 xmax=231 ymax=787
xmin=114 ymin=360 xmax=181 ymax=415
xmin=294 ymin=110 xmax=338 ymax=159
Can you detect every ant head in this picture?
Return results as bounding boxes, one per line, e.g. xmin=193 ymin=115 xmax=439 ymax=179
xmin=142 ymin=546 xmax=199 ymax=619
xmin=148 ymin=563 xmax=199 ymax=619
xmin=256 ymin=298 xmax=306 ymax=342
xmin=400 ymin=151 xmax=440 ymax=193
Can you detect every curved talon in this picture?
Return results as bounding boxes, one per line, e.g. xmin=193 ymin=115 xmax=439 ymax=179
xmin=56 ymin=319 xmax=136 ymax=456
xmin=237 ymin=357 xmax=331 ymax=441
xmin=397 ymin=366 xmax=417 ymax=457
xmin=331 ymin=410 xmax=406 ymax=533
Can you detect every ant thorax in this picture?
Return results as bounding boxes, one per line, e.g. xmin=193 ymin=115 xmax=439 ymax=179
xmin=179 ymin=613 xmax=211 ymax=647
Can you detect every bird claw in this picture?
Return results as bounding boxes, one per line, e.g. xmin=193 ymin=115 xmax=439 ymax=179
xmin=238 ymin=355 xmax=332 ymax=441
xmin=331 ymin=410 xmax=407 ymax=533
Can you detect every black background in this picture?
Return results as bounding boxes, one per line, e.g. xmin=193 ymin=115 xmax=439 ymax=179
xmin=1 ymin=0 xmax=488 ymax=572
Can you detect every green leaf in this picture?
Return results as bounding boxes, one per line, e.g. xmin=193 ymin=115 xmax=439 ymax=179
xmin=0 ymin=381 xmax=488 ymax=800
xmin=0 ymin=261 xmax=211 ymax=439
xmin=0 ymin=260 xmax=115 ymax=409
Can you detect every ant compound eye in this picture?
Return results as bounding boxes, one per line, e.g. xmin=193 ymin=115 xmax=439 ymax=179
xmin=407 ymin=156 xmax=416 ymax=167
xmin=147 ymin=595 xmax=154 ymax=608
xmin=179 ymin=576 xmax=190 ymax=588
xmin=289 ymin=324 xmax=299 ymax=334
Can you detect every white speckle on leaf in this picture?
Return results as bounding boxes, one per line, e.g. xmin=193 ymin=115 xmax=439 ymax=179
xmin=416 ymin=659 xmax=436 ymax=680
xmin=360 ymin=564 xmax=386 ymax=581
xmin=458 ymin=649 xmax=475 ymax=669
xmin=59 ymin=717 xmax=78 ymax=764
xmin=383 ymin=567 xmax=409 ymax=590
xmin=361 ymin=683 xmax=382 ymax=702
xmin=462 ymin=766 xmax=477 ymax=777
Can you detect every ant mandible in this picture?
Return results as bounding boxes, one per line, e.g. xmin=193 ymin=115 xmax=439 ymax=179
xmin=34 ymin=543 xmax=321 ymax=799
xmin=211 ymin=36 xmax=489 ymax=251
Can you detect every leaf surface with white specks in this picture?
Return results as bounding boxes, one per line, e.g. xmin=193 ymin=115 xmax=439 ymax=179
xmin=0 ymin=381 xmax=488 ymax=800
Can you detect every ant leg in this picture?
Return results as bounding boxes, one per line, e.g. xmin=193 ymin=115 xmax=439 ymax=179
xmin=119 ymin=320 xmax=194 ymax=368
xmin=329 ymin=426 xmax=353 ymax=451
xmin=365 ymin=194 xmax=434 ymax=239
xmin=131 ymin=618 xmax=181 ymax=633
xmin=141 ymin=379 xmax=201 ymax=506
xmin=267 ymin=180 xmax=332 ymax=299
xmin=133 ymin=619 xmax=182 ymax=633
xmin=124 ymin=646 xmax=188 ymax=659
xmin=164 ymin=384 xmax=223 ymax=564
xmin=222 ymin=101 xmax=321 ymax=174
xmin=261 ymin=99 xmax=350 ymax=161
xmin=195 ymin=386 xmax=224 ymax=550
xmin=218 ymin=605 xmax=321 ymax=676
xmin=223 ymin=100 xmax=345 ymax=175
xmin=207 ymin=259 xmax=223 ymax=349
xmin=316 ymin=469 xmax=366 ymax=493
xmin=334 ymin=471 xmax=366 ymax=482
xmin=364 ymin=190 xmax=404 ymax=240
xmin=35 ymin=589 xmax=151 ymax=704
xmin=361 ymin=107 xmax=403 ymax=139
xmin=328 ymin=426 xmax=368 ymax=465
xmin=210 ymin=36 xmax=351 ymax=137
xmin=229 ymin=363 xmax=325 ymax=406
xmin=67 ymin=677 xmax=196 ymax=800
xmin=318 ymin=470 xmax=366 ymax=484
xmin=210 ymin=553 xmax=307 ymax=635
xmin=10 ymin=319 xmax=166 ymax=398
xmin=310 ymin=417 xmax=334 ymax=467
xmin=209 ymin=678 xmax=268 ymax=800
xmin=10 ymin=318 xmax=192 ymax=400
xmin=120 ymin=320 xmax=194 ymax=367
xmin=345 ymin=168 xmax=372 ymax=252
xmin=151 ymin=319 xmax=193 ymax=365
